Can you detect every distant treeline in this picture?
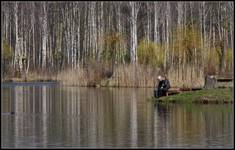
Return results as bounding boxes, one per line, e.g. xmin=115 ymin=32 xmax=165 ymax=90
xmin=1 ymin=2 xmax=233 ymax=84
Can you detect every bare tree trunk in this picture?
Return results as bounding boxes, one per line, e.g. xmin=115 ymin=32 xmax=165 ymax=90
xmin=202 ymin=2 xmax=206 ymax=48
xmin=90 ymin=2 xmax=97 ymax=60
xmin=201 ymin=2 xmax=206 ymax=70
xmin=129 ymin=2 xmax=140 ymax=64
xmin=212 ymin=24 xmax=215 ymax=50
xmin=114 ymin=2 xmax=123 ymax=63
xmin=66 ymin=6 xmax=70 ymax=67
xmin=14 ymin=2 xmax=18 ymax=70
xmin=26 ymin=30 xmax=30 ymax=76
xmin=42 ymin=2 xmax=47 ymax=68
xmin=75 ymin=3 xmax=81 ymax=68
xmin=117 ymin=2 xmax=121 ymax=62
xmin=97 ymin=2 xmax=104 ymax=61
xmin=190 ymin=2 xmax=197 ymax=67
xmin=165 ymin=2 xmax=170 ymax=72
xmin=154 ymin=2 xmax=160 ymax=43
xmin=177 ymin=2 xmax=183 ymax=80
xmin=230 ymin=6 xmax=234 ymax=52
xmin=31 ymin=3 xmax=36 ymax=70
xmin=14 ymin=2 xmax=23 ymax=75
xmin=146 ymin=3 xmax=151 ymax=41
xmin=2 ymin=6 xmax=5 ymax=78
xmin=183 ymin=2 xmax=187 ymax=80
xmin=71 ymin=5 xmax=75 ymax=69
xmin=5 ymin=7 xmax=9 ymax=41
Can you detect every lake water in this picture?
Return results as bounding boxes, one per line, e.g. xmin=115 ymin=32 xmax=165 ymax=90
xmin=1 ymin=83 xmax=234 ymax=148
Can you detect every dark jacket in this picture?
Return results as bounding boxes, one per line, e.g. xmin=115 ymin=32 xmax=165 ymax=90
xmin=163 ymin=79 xmax=170 ymax=91
xmin=154 ymin=79 xmax=171 ymax=98
xmin=157 ymin=79 xmax=170 ymax=91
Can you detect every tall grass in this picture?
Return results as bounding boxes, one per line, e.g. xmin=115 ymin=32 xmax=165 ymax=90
xmin=56 ymin=68 xmax=88 ymax=86
xmin=109 ymin=64 xmax=160 ymax=87
xmin=56 ymin=64 xmax=205 ymax=88
xmin=2 ymin=61 xmax=205 ymax=88
xmin=168 ymin=65 xmax=205 ymax=88
xmin=56 ymin=64 xmax=160 ymax=87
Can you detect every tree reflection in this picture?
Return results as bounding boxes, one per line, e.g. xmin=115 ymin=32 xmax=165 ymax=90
xmin=1 ymin=85 xmax=233 ymax=148
xmin=130 ymin=90 xmax=137 ymax=148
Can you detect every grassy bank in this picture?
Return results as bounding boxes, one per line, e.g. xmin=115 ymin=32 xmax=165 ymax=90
xmin=154 ymin=88 xmax=234 ymax=104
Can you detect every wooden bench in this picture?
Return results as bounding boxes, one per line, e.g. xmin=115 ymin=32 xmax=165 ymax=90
xmin=204 ymin=75 xmax=233 ymax=89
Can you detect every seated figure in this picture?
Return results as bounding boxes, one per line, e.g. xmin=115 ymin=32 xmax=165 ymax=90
xmin=154 ymin=75 xmax=170 ymax=98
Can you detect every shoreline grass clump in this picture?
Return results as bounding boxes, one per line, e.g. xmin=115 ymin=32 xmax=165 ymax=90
xmin=2 ymin=64 xmax=207 ymax=88
xmin=155 ymin=88 xmax=233 ymax=104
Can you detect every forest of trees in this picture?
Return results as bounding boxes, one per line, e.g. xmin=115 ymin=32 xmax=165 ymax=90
xmin=1 ymin=1 xmax=233 ymax=87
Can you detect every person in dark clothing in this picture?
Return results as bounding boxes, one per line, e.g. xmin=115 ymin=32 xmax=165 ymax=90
xmin=154 ymin=75 xmax=171 ymax=98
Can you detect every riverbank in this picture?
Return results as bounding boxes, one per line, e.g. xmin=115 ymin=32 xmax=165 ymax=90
xmin=1 ymin=69 xmax=59 ymax=83
xmin=154 ymin=88 xmax=234 ymax=104
xmin=2 ymin=64 xmax=205 ymax=88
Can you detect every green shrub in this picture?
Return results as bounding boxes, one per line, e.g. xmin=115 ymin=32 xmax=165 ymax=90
xmin=137 ymin=39 xmax=164 ymax=67
xmin=171 ymin=26 xmax=203 ymax=65
xmin=2 ymin=39 xmax=12 ymax=60
xmin=1 ymin=39 xmax=13 ymax=77
xmin=101 ymin=32 xmax=126 ymax=63
xmin=225 ymin=48 xmax=233 ymax=70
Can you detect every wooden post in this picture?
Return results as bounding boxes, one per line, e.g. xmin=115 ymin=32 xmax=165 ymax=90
xmin=204 ymin=75 xmax=217 ymax=89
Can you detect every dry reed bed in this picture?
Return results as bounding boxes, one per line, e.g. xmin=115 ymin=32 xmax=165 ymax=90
xmin=57 ymin=64 xmax=205 ymax=88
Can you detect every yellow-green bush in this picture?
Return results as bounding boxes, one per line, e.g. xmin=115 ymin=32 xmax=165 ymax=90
xmin=204 ymin=47 xmax=220 ymax=74
xmin=171 ymin=26 xmax=203 ymax=65
xmin=2 ymin=39 xmax=12 ymax=60
xmin=53 ymin=48 xmax=63 ymax=61
xmin=137 ymin=39 xmax=164 ymax=68
xmin=225 ymin=48 xmax=233 ymax=70
xmin=101 ymin=32 xmax=126 ymax=63
xmin=53 ymin=47 xmax=63 ymax=69
xmin=2 ymin=39 xmax=13 ymax=77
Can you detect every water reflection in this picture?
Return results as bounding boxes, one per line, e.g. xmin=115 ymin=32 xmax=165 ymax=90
xmin=154 ymin=103 xmax=234 ymax=148
xmin=1 ymin=85 xmax=234 ymax=148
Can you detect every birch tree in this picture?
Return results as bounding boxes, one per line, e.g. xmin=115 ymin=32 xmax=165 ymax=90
xmin=153 ymin=2 xmax=160 ymax=43
xmin=42 ymin=2 xmax=48 ymax=68
xmin=129 ymin=2 xmax=140 ymax=64
xmin=165 ymin=2 xmax=170 ymax=71
xmin=146 ymin=3 xmax=152 ymax=42
xmin=14 ymin=2 xmax=23 ymax=75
